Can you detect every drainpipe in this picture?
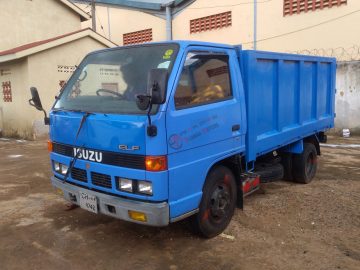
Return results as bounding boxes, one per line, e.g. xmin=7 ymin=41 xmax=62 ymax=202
xmin=253 ymin=0 xmax=257 ymax=50
xmin=91 ymin=0 xmax=96 ymax=32
xmin=165 ymin=1 xmax=174 ymax=40
xmin=107 ymin=7 xmax=111 ymax=40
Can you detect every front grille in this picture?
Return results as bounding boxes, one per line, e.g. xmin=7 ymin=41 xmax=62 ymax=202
xmin=71 ymin=167 xmax=87 ymax=182
xmin=53 ymin=143 xmax=73 ymax=156
xmin=52 ymin=142 xmax=145 ymax=170
xmin=91 ymin=172 xmax=112 ymax=188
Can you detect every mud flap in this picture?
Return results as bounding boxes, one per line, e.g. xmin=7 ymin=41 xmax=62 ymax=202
xmin=241 ymin=173 xmax=260 ymax=197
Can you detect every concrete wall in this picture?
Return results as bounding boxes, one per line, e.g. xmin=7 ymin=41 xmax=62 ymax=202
xmin=335 ymin=61 xmax=360 ymax=134
xmin=0 ymin=37 xmax=107 ymax=139
xmin=0 ymin=0 xmax=82 ymax=51
xmin=173 ymin=0 xmax=253 ymax=48
xmin=256 ymin=0 xmax=360 ymax=54
xmin=77 ymin=0 xmax=360 ymax=56
xmin=0 ymin=59 xmax=30 ymax=137
xmin=77 ymin=3 xmax=166 ymax=46
xmin=173 ymin=0 xmax=360 ymax=53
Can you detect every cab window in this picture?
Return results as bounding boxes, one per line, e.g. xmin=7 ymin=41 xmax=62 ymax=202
xmin=174 ymin=52 xmax=232 ymax=109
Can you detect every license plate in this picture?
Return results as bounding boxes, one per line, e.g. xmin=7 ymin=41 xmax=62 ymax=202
xmin=79 ymin=191 xmax=98 ymax=214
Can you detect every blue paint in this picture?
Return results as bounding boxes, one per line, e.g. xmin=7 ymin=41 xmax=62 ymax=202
xmin=48 ymin=41 xmax=336 ymax=223
xmin=282 ymin=140 xmax=304 ymax=154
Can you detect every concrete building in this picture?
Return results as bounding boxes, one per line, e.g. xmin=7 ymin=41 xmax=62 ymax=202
xmin=0 ymin=0 xmax=116 ymax=138
xmin=74 ymin=0 xmax=191 ymax=45
xmin=74 ymin=0 xmax=359 ymax=56
xmin=74 ymin=0 xmax=360 ymax=133
xmin=1 ymin=0 xmax=358 ymax=137
xmin=0 ymin=0 xmax=90 ymax=52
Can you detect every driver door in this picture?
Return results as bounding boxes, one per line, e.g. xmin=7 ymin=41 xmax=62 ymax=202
xmin=165 ymin=47 xmax=244 ymax=218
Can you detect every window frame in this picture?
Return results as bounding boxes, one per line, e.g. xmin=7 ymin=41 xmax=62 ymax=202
xmin=174 ymin=50 xmax=234 ymax=111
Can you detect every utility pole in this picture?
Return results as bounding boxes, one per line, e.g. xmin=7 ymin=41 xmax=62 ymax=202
xmin=254 ymin=0 xmax=257 ymax=50
xmin=91 ymin=0 xmax=96 ymax=32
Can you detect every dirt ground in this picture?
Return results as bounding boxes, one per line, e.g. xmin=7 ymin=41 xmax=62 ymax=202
xmin=0 ymin=136 xmax=359 ymax=270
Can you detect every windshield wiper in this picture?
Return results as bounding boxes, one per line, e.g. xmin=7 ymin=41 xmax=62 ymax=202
xmin=53 ymin=107 xmax=90 ymax=113
xmin=63 ymin=111 xmax=94 ymax=183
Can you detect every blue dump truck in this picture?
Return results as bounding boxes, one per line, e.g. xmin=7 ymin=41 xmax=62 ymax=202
xmin=29 ymin=41 xmax=335 ymax=238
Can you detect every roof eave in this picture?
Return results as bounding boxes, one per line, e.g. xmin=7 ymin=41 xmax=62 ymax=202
xmin=0 ymin=29 xmax=117 ymax=64
xmin=60 ymin=0 xmax=91 ymax=21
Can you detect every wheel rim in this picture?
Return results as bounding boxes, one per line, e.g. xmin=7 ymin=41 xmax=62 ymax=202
xmin=209 ymin=184 xmax=231 ymax=222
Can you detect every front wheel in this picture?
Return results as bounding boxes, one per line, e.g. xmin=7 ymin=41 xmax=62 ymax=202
xmin=191 ymin=166 xmax=237 ymax=238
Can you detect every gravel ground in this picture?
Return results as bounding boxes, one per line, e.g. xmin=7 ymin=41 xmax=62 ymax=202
xmin=0 ymin=135 xmax=359 ymax=270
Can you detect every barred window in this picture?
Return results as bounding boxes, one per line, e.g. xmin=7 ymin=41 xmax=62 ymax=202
xmin=284 ymin=0 xmax=347 ymax=16
xmin=123 ymin=29 xmax=152 ymax=45
xmin=190 ymin=11 xmax=232 ymax=34
xmin=2 ymin=81 xmax=12 ymax=102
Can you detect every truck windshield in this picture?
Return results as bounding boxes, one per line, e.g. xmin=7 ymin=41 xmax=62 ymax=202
xmin=54 ymin=44 xmax=179 ymax=114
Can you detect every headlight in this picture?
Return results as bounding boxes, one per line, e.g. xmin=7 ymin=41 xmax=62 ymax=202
xmin=54 ymin=161 xmax=60 ymax=172
xmin=138 ymin=181 xmax=153 ymax=195
xmin=117 ymin=178 xmax=133 ymax=193
xmin=61 ymin=164 xmax=68 ymax=175
xmin=53 ymin=161 xmax=68 ymax=175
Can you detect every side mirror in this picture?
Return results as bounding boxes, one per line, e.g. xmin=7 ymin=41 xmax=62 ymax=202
xmin=136 ymin=68 xmax=168 ymax=111
xmin=29 ymin=87 xmax=49 ymax=125
xmin=29 ymin=87 xmax=44 ymax=111
xmin=147 ymin=68 xmax=168 ymax=105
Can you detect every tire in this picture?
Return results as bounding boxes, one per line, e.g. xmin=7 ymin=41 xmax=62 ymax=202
xmin=280 ymin=152 xmax=293 ymax=181
xmin=292 ymin=143 xmax=318 ymax=184
xmin=254 ymin=162 xmax=284 ymax=183
xmin=191 ymin=166 xmax=237 ymax=238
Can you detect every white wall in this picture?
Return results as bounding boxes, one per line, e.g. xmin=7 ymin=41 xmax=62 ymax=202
xmin=335 ymin=61 xmax=360 ymax=134
xmin=0 ymin=0 xmax=82 ymax=51
xmin=77 ymin=3 xmax=167 ymax=46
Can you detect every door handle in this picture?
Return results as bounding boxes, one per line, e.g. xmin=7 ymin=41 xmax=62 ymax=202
xmin=232 ymin=124 xmax=240 ymax=132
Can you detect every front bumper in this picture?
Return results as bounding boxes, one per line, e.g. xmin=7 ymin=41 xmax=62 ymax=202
xmin=51 ymin=176 xmax=169 ymax=226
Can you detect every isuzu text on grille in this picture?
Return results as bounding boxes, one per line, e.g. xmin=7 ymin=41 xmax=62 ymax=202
xmin=73 ymin=148 xmax=103 ymax=162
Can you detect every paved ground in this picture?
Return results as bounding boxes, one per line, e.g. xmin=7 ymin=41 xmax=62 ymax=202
xmin=0 ymin=136 xmax=359 ymax=270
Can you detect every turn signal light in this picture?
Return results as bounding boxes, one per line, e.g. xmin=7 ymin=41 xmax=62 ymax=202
xmin=47 ymin=140 xmax=53 ymax=152
xmin=145 ymin=156 xmax=167 ymax=171
xmin=128 ymin=210 xmax=147 ymax=222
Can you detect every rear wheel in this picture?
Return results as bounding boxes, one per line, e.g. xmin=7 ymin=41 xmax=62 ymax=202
xmin=292 ymin=143 xmax=318 ymax=184
xmin=191 ymin=166 xmax=237 ymax=238
xmin=280 ymin=152 xmax=293 ymax=181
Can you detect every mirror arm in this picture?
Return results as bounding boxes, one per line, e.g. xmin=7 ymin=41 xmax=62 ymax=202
xmin=28 ymin=99 xmax=50 ymax=125
xmin=147 ymin=100 xmax=153 ymax=127
xmin=146 ymin=83 xmax=158 ymax=137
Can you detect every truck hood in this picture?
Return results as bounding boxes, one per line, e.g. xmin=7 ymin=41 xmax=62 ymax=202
xmin=49 ymin=111 xmax=146 ymax=155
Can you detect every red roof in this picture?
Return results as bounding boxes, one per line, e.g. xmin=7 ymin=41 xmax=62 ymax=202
xmin=0 ymin=28 xmax=90 ymax=57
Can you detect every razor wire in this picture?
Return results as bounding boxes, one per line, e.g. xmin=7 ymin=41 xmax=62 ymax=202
xmin=288 ymin=45 xmax=360 ymax=62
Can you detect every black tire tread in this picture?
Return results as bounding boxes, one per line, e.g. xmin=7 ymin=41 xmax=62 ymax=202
xmin=280 ymin=152 xmax=293 ymax=181
xmin=191 ymin=166 xmax=237 ymax=238
xmin=292 ymin=143 xmax=317 ymax=184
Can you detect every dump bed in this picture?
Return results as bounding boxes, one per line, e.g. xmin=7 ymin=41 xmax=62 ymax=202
xmin=241 ymin=50 xmax=336 ymax=162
